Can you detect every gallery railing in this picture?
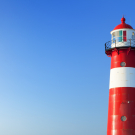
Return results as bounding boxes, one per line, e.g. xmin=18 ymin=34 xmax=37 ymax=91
xmin=105 ymin=39 xmax=135 ymax=51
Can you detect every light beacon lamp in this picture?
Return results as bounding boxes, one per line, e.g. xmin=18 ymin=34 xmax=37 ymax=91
xmin=105 ymin=17 xmax=135 ymax=135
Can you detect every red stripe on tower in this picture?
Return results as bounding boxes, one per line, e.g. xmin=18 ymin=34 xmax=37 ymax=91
xmin=105 ymin=17 xmax=135 ymax=135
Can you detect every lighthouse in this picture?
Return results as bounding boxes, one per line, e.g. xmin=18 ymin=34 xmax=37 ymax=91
xmin=105 ymin=17 xmax=135 ymax=135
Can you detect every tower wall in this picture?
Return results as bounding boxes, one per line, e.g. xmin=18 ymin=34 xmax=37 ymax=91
xmin=107 ymin=48 xmax=135 ymax=135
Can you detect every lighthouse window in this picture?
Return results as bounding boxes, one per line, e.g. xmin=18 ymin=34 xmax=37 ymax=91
xmin=112 ymin=32 xmax=115 ymax=43
xmin=115 ymin=31 xmax=120 ymax=42
xmin=121 ymin=116 xmax=127 ymax=121
xmin=119 ymin=30 xmax=122 ymax=42
xmin=112 ymin=31 xmax=127 ymax=42
xmin=123 ymin=31 xmax=127 ymax=41
xmin=132 ymin=32 xmax=135 ymax=39
xmin=120 ymin=62 xmax=126 ymax=67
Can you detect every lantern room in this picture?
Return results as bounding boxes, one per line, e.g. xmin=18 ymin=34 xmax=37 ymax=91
xmin=105 ymin=17 xmax=135 ymax=52
xmin=111 ymin=17 xmax=135 ymax=48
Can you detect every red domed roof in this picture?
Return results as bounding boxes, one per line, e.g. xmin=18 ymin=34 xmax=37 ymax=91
xmin=114 ymin=17 xmax=133 ymax=30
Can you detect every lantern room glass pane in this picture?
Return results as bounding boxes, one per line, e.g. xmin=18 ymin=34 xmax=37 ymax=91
xmin=115 ymin=31 xmax=119 ymax=42
xmin=123 ymin=31 xmax=126 ymax=41
xmin=112 ymin=32 xmax=115 ymax=43
xmin=119 ymin=30 xmax=122 ymax=42
xmin=113 ymin=36 xmax=115 ymax=43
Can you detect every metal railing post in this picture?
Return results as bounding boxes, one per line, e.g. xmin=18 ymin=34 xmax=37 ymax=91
xmin=130 ymin=38 xmax=131 ymax=46
xmin=115 ymin=40 xmax=116 ymax=48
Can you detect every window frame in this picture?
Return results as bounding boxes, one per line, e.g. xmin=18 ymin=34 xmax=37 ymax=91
xmin=112 ymin=30 xmax=127 ymax=42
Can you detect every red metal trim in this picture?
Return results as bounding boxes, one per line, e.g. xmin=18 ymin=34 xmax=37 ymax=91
xmin=114 ymin=48 xmax=119 ymax=55
xmin=127 ymin=47 xmax=131 ymax=55
xmin=106 ymin=51 xmax=112 ymax=57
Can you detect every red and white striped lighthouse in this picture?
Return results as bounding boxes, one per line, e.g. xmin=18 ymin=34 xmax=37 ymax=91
xmin=105 ymin=17 xmax=135 ymax=135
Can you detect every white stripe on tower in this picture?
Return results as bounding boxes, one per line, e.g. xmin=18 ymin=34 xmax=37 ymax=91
xmin=109 ymin=67 xmax=135 ymax=88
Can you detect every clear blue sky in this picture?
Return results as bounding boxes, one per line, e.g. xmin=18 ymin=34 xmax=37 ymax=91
xmin=0 ymin=0 xmax=134 ymax=135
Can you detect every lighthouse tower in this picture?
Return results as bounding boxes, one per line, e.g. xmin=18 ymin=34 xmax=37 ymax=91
xmin=105 ymin=17 xmax=135 ymax=135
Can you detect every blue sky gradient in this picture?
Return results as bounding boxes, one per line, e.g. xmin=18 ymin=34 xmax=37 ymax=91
xmin=0 ymin=0 xmax=135 ymax=135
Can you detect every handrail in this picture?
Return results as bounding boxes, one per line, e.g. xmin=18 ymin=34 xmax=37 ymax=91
xmin=105 ymin=39 xmax=135 ymax=51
